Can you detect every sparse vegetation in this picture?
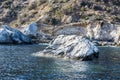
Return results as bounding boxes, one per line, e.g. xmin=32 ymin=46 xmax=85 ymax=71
xmin=2 ymin=0 xmax=12 ymax=9
xmin=28 ymin=3 xmax=37 ymax=10
xmin=95 ymin=0 xmax=101 ymax=2
xmin=0 ymin=0 xmax=119 ymax=27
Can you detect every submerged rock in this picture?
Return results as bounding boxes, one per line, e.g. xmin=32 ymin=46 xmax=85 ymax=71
xmin=43 ymin=35 xmax=99 ymax=60
xmin=0 ymin=25 xmax=31 ymax=44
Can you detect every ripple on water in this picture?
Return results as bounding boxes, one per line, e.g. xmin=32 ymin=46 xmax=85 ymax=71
xmin=0 ymin=45 xmax=120 ymax=80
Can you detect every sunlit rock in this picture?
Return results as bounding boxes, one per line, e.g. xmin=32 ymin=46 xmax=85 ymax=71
xmin=43 ymin=35 xmax=99 ymax=60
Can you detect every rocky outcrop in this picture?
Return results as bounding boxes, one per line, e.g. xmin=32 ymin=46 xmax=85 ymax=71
xmin=86 ymin=22 xmax=120 ymax=45
xmin=42 ymin=35 xmax=99 ymax=60
xmin=55 ymin=22 xmax=120 ymax=46
xmin=0 ymin=25 xmax=31 ymax=44
xmin=86 ymin=22 xmax=118 ymax=41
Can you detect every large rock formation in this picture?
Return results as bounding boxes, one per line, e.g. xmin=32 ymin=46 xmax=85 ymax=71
xmin=55 ymin=22 xmax=120 ymax=46
xmin=0 ymin=25 xmax=31 ymax=44
xmin=43 ymin=35 xmax=99 ymax=60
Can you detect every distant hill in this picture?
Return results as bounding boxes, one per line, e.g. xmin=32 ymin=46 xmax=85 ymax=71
xmin=0 ymin=0 xmax=120 ymax=27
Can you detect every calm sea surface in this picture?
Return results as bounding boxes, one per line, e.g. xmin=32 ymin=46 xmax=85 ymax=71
xmin=0 ymin=44 xmax=120 ymax=80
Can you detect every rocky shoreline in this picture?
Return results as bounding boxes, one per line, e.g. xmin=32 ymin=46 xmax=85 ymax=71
xmin=0 ymin=22 xmax=120 ymax=61
xmin=0 ymin=21 xmax=120 ymax=46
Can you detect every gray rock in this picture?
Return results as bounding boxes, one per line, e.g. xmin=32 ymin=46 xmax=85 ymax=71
xmin=43 ymin=35 xmax=99 ymax=60
xmin=24 ymin=22 xmax=38 ymax=37
xmin=0 ymin=25 xmax=31 ymax=44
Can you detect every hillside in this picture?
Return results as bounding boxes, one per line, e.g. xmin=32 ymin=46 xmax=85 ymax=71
xmin=0 ymin=0 xmax=120 ymax=27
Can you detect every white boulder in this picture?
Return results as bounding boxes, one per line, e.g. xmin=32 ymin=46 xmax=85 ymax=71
xmin=43 ymin=35 xmax=99 ymax=60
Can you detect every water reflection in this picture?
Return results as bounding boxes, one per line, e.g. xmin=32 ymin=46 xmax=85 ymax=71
xmin=0 ymin=45 xmax=120 ymax=80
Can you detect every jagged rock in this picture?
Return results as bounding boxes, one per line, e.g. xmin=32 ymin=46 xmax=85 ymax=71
xmin=43 ymin=35 xmax=99 ymax=60
xmin=24 ymin=22 xmax=38 ymax=37
xmin=0 ymin=25 xmax=31 ymax=44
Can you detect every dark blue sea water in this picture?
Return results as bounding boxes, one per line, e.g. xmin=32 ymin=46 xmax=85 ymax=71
xmin=0 ymin=44 xmax=120 ymax=80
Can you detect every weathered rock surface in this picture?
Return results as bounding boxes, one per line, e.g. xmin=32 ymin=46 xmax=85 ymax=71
xmin=43 ymin=35 xmax=99 ymax=60
xmin=0 ymin=25 xmax=31 ymax=44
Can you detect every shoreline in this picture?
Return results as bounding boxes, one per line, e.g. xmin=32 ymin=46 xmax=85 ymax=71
xmin=0 ymin=43 xmax=119 ymax=48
